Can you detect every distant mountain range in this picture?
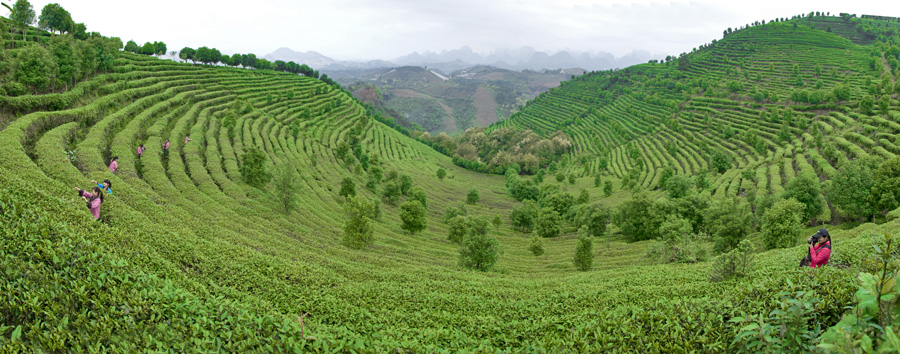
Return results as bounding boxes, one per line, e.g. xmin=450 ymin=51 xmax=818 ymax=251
xmin=264 ymin=46 xmax=665 ymax=74
xmin=262 ymin=48 xmax=392 ymax=71
xmin=391 ymin=46 xmax=663 ymax=72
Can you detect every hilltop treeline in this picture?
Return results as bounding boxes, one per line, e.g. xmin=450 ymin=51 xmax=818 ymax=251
xmin=0 ymin=5 xmax=122 ymax=96
xmin=0 ymin=0 xmax=347 ymax=112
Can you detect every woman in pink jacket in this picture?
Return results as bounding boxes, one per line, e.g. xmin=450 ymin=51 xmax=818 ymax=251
xmin=184 ymin=134 xmax=192 ymax=144
xmin=137 ymin=144 xmax=145 ymax=158
xmin=808 ymin=229 xmax=831 ymax=268
xmin=109 ymin=156 xmax=119 ymax=173
xmin=74 ymin=186 xmax=104 ymax=220
xmin=164 ymin=139 xmax=170 ymax=157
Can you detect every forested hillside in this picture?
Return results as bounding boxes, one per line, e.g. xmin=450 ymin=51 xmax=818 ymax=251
xmin=2 ymin=3 xmax=900 ymax=352
xmin=341 ymin=65 xmax=573 ymax=135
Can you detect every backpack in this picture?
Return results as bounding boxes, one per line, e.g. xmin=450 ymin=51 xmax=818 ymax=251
xmin=799 ymin=243 xmax=831 ymax=267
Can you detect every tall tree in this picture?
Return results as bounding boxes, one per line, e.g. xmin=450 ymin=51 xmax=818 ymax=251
xmin=10 ymin=0 xmax=35 ymax=42
xmin=38 ymin=3 xmax=72 ymax=34
xmin=178 ymin=47 xmax=195 ymax=63
xmin=0 ymin=16 xmax=9 ymax=49
xmin=139 ymin=42 xmax=154 ymax=56
xmin=154 ymin=41 xmax=166 ymax=56
xmin=871 ymin=157 xmax=900 ymax=215
xmin=15 ymin=44 xmax=57 ymax=93
xmin=195 ymin=46 xmax=211 ymax=65
xmin=124 ymin=40 xmax=139 ymax=53
xmin=241 ymin=53 xmax=256 ymax=68
xmin=72 ymin=22 xmax=86 ymax=40
xmin=209 ymin=48 xmax=221 ymax=65
xmin=828 ymin=158 xmax=875 ymax=221
xmin=782 ymin=173 xmax=825 ymax=224
xmin=49 ymin=35 xmax=78 ymax=90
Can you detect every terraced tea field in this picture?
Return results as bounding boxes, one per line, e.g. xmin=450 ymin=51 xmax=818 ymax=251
xmin=495 ymin=19 xmax=898 ymax=206
xmin=2 ymin=13 xmax=900 ymax=352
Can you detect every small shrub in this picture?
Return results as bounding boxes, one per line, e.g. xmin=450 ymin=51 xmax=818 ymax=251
xmin=385 ymin=170 xmax=398 ymax=182
xmin=603 ymin=180 xmax=613 ymax=197
xmin=466 ymin=189 xmax=480 ymax=205
xmin=239 ymin=146 xmax=271 ymax=188
xmin=442 ymin=202 xmax=468 ymax=224
xmin=408 ymin=186 xmax=428 ymax=210
xmin=872 ymin=157 xmax=900 ymax=214
xmin=343 ymin=196 xmax=375 ymax=249
xmin=273 ymin=164 xmax=298 ymax=212
xmin=459 ymin=233 xmax=500 ymax=271
xmin=381 ymin=181 xmax=402 ymax=205
xmin=536 ymin=207 xmax=561 ymax=238
xmin=555 ymin=171 xmax=565 ymax=182
xmin=371 ymin=199 xmax=382 ymax=221
xmin=706 ymin=197 xmax=755 ymax=253
xmin=339 ymin=177 xmax=356 ymax=198
xmin=492 ymin=215 xmax=502 ymax=230
xmin=709 ymin=239 xmax=754 ymax=282
xmin=614 ymin=193 xmax=661 ymax=241
xmin=665 ymin=175 xmax=692 ymax=199
xmin=366 ymin=166 xmax=383 ymax=188
xmin=761 ymin=198 xmax=805 ymax=249
xmin=695 ymin=170 xmax=710 ymax=190
xmin=828 ymin=158 xmax=875 ymax=221
xmin=579 ymin=204 xmax=610 ymax=237
xmin=529 ymin=236 xmax=545 ymax=256
xmin=573 ymin=233 xmax=593 ymax=271
xmin=436 ymin=168 xmax=447 ymax=181
xmin=510 ymin=200 xmax=538 ymax=233
xmin=568 ymin=174 xmax=576 ymax=185
xmin=541 ymin=192 xmax=575 ymax=216
xmin=336 ymin=141 xmax=350 ymax=160
xmin=468 ymin=215 xmax=490 ymax=237
xmin=399 ymin=175 xmax=412 ymax=195
xmin=576 ymin=188 xmax=589 ymax=204
xmin=647 ymin=215 xmax=706 ymax=263
xmin=399 ymin=200 xmax=427 ymax=234
xmin=447 ymin=215 xmax=470 ymax=244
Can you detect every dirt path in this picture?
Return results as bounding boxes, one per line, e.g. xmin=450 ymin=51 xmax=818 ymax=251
xmin=884 ymin=56 xmax=896 ymax=84
xmin=473 ymin=86 xmax=498 ymax=127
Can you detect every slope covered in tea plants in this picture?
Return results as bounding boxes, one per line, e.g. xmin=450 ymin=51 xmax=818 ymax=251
xmin=490 ymin=15 xmax=899 ymax=209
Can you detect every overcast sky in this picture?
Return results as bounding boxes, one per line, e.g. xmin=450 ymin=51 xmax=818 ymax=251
xmin=7 ymin=0 xmax=899 ymax=61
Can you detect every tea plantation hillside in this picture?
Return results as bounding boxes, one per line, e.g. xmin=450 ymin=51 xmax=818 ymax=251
xmin=490 ymin=15 xmax=899 ymax=213
xmin=2 ymin=10 xmax=900 ymax=353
